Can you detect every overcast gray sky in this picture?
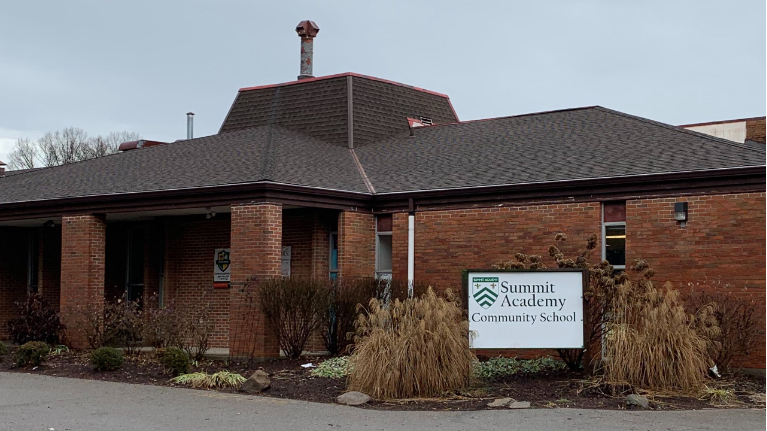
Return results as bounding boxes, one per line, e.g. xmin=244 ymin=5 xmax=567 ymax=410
xmin=1 ymin=0 xmax=764 ymax=163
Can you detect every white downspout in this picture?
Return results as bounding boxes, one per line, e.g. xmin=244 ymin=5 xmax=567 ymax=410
xmin=407 ymin=213 xmax=415 ymax=298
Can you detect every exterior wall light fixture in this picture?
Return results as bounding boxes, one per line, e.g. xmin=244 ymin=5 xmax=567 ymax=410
xmin=674 ymin=202 xmax=688 ymax=225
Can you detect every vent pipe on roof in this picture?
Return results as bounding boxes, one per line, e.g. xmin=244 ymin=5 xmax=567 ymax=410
xmin=296 ymin=20 xmax=319 ymax=80
xmin=187 ymin=112 xmax=194 ymax=139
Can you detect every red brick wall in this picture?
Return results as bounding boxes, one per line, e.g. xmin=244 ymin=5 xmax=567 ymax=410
xmin=0 ymin=228 xmax=30 ymax=340
xmin=60 ymin=215 xmax=106 ymax=349
xmin=164 ymin=216 xmax=231 ymax=348
xmin=392 ymin=203 xmax=602 ymax=286
xmin=746 ymin=118 xmax=766 ymax=144
xmin=338 ymin=211 xmax=375 ymax=278
xmin=627 ymin=192 xmax=766 ymax=368
xmin=229 ymin=203 xmax=282 ymax=358
xmin=283 ymin=210 xmax=315 ymax=278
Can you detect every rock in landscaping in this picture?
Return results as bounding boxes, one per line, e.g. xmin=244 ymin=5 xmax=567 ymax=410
xmin=626 ymin=394 xmax=650 ymax=409
xmin=241 ymin=370 xmax=271 ymax=393
xmin=487 ymin=398 xmax=513 ymax=408
xmin=508 ymin=401 xmax=531 ymax=409
xmin=337 ymin=391 xmax=371 ymax=406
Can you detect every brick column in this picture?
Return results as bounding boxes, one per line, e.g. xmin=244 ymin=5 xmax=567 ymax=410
xmin=338 ymin=210 xmax=375 ymax=279
xmin=60 ymin=215 xmax=106 ymax=349
xmin=229 ymin=203 xmax=282 ymax=359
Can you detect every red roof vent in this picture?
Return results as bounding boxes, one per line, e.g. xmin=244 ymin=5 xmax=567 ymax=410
xmin=118 ymin=140 xmax=167 ymax=152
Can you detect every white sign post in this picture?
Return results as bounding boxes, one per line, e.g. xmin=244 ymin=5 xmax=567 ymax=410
xmin=465 ymin=270 xmax=585 ymax=349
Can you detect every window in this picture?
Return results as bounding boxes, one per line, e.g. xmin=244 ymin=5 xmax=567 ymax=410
xmin=27 ymin=231 xmax=39 ymax=293
xmin=602 ymin=202 xmax=626 ymax=269
xmin=375 ymin=215 xmax=392 ymax=280
xmin=329 ymin=231 xmax=338 ymax=280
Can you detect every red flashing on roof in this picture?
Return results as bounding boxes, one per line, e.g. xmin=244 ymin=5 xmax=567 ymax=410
xmin=238 ymin=72 xmax=451 ymax=99
xmin=118 ymin=140 xmax=168 ymax=152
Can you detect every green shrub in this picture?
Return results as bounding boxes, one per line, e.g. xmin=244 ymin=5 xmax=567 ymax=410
xmin=0 ymin=341 xmax=8 ymax=356
xmin=159 ymin=347 xmax=189 ymax=375
xmin=15 ymin=341 xmax=50 ymax=367
xmin=311 ymin=356 xmax=350 ymax=378
xmin=91 ymin=347 xmax=124 ymax=371
xmin=473 ymin=356 xmax=566 ymax=381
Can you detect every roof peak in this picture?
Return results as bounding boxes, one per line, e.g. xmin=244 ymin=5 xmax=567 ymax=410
xmin=237 ymin=72 xmax=451 ymax=99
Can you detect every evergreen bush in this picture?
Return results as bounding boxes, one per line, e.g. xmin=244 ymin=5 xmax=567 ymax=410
xmin=15 ymin=341 xmax=50 ymax=367
xmin=91 ymin=347 xmax=124 ymax=371
xmin=159 ymin=347 xmax=189 ymax=375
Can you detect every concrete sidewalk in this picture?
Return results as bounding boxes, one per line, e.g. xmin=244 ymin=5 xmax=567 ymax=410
xmin=0 ymin=372 xmax=763 ymax=431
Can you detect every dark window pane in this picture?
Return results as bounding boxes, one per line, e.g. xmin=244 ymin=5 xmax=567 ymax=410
xmin=330 ymin=233 xmax=338 ymax=270
xmin=605 ymin=225 xmax=625 ymax=266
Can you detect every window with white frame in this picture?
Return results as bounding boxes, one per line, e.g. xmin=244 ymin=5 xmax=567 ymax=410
xmin=602 ymin=201 xmax=626 ymax=270
xmin=375 ymin=215 xmax=392 ymax=280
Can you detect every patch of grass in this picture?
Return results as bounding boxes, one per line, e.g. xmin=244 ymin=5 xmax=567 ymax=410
xmin=310 ymin=356 xmax=350 ymax=378
xmin=171 ymin=371 xmax=246 ymax=389
xmin=473 ymin=356 xmax=566 ymax=381
xmin=699 ymin=386 xmax=736 ymax=405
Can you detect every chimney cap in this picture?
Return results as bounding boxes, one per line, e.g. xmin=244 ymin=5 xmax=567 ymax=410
xmin=187 ymin=112 xmax=195 ymax=116
xmin=296 ymin=20 xmax=319 ymax=38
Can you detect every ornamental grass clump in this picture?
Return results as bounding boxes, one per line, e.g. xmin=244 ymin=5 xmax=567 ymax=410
xmin=602 ymin=276 xmax=718 ymax=393
xmin=171 ymin=371 xmax=246 ymax=389
xmin=311 ymin=356 xmax=351 ymax=378
xmin=347 ymin=287 xmax=475 ymax=399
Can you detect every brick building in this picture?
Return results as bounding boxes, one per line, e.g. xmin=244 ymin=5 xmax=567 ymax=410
xmin=0 ymin=24 xmax=764 ymax=368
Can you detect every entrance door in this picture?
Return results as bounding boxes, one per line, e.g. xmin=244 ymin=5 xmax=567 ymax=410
xmin=125 ymin=228 xmax=144 ymax=303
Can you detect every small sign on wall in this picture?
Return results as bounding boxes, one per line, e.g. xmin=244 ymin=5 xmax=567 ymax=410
xmin=214 ymin=248 xmax=231 ymax=288
xmin=281 ymin=246 xmax=291 ymax=277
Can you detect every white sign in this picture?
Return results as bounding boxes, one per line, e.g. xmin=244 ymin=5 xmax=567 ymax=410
xmin=467 ymin=270 xmax=584 ymax=349
xmin=214 ymin=248 xmax=231 ymax=282
xmin=281 ymin=246 xmax=291 ymax=277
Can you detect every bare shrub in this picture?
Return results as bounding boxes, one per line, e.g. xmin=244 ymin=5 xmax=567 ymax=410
xmin=142 ymin=295 xmax=215 ymax=361
xmin=494 ymin=233 xmax=646 ymax=372
xmin=348 ymin=287 xmax=475 ymax=399
xmin=7 ymin=293 xmax=66 ymax=345
xmin=602 ymin=279 xmax=718 ymax=392
xmin=104 ymin=296 xmax=144 ymax=355
xmin=321 ymin=277 xmax=378 ymax=355
xmin=258 ymin=277 xmax=329 ymax=359
xmin=685 ymin=291 xmax=763 ymax=372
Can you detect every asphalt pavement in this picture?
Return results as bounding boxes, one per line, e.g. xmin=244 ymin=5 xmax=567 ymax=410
xmin=0 ymin=372 xmax=763 ymax=431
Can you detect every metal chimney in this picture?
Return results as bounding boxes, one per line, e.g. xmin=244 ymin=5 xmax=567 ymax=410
xmin=186 ymin=112 xmax=194 ymax=139
xmin=295 ymin=20 xmax=319 ymax=80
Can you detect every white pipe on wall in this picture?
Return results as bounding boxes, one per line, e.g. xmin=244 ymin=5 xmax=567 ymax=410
xmin=407 ymin=214 xmax=415 ymax=298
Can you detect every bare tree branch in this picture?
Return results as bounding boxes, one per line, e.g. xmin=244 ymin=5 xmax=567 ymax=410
xmin=7 ymin=137 xmax=38 ymax=170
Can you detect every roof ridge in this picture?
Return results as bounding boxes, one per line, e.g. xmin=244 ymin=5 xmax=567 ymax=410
xmin=405 ymin=106 xmax=601 ymax=132
xmin=593 ymin=107 xmax=766 ymax=154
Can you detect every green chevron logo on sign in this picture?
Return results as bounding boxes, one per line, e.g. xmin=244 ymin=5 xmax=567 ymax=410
xmin=472 ymin=277 xmax=499 ymax=309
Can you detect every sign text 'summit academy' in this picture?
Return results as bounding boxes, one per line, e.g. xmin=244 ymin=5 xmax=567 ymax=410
xmin=465 ymin=270 xmax=585 ymax=349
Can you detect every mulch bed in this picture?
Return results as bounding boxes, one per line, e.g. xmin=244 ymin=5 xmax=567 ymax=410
xmin=1 ymin=346 xmax=763 ymax=411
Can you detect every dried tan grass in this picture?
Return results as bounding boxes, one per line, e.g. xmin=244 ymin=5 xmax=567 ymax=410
xmin=347 ymin=287 xmax=475 ymax=399
xmin=603 ymin=280 xmax=718 ymax=393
